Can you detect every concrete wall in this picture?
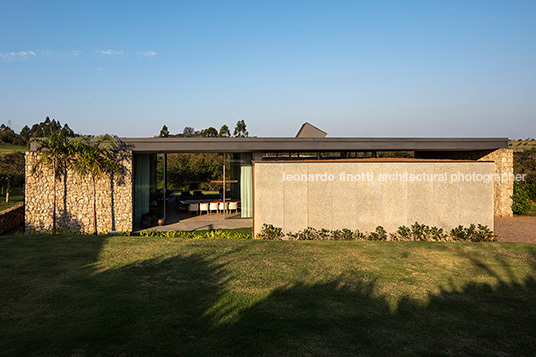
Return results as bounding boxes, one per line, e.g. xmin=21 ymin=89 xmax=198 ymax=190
xmin=25 ymin=151 xmax=133 ymax=234
xmin=415 ymin=148 xmax=513 ymax=217
xmin=254 ymin=160 xmax=494 ymax=236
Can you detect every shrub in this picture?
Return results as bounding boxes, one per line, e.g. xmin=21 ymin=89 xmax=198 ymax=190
xmin=471 ymin=224 xmax=497 ymax=242
xmin=331 ymin=228 xmax=365 ymax=241
xmin=450 ymin=224 xmax=496 ymax=242
xmin=512 ymin=182 xmax=533 ymax=215
xmin=396 ymin=226 xmax=411 ymax=241
xmin=257 ymin=224 xmax=284 ymax=240
xmin=411 ymin=222 xmax=428 ymax=241
xmin=137 ymin=229 xmax=251 ymax=239
xmin=368 ymin=226 xmax=388 ymax=241
xmin=257 ymin=223 xmax=497 ymax=242
xmin=294 ymin=227 xmax=320 ymax=240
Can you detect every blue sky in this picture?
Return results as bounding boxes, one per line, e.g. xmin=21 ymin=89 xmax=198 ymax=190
xmin=1 ymin=1 xmax=535 ymax=138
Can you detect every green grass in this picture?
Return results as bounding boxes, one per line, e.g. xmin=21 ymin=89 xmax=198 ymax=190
xmin=509 ymin=140 xmax=536 ymax=150
xmin=524 ymin=201 xmax=536 ymax=216
xmin=0 ymin=187 xmax=23 ymax=212
xmin=0 ymin=143 xmax=27 ymax=153
xmin=1 ymin=237 xmax=535 ymax=356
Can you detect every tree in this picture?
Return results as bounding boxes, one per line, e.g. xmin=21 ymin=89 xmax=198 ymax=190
xmin=72 ymin=135 xmax=120 ymax=235
xmin=202 ymin=127 xmax=218 ymax=137
xmin=183 ymin=127 xmax=195 ymax=137
xmin=514 ymin=148 xmax=536 ymax=184
xmin=31 ymin=132 xmax=76 ymax=230
xmin=0 ymin=152 xmax=24 ymax=202
xmin=0 ymin=124 xmax=16 ymax=144
xmin=19 ymin=125 xmax=31 ymax=144
xmin=159 ymin=125 xmax=170 ymax=138
xmin=233 ymin=120 xmax=248 ymax=137
xmin=60 ymin=123 xmax=75 ymax=138
xmin=219 ymin=125 xmax=230 ymax=137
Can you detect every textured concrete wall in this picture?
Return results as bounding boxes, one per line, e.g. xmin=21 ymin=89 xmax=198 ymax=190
xmin=254 ymin=161 xmax=494 ymax=236
xmin=0 ymin=203 xmax=24 ymax=235
xmin=25 ymin=151 xmax=133 ymax=234
xmin=415 ymin=149 xmax=513 ymax=217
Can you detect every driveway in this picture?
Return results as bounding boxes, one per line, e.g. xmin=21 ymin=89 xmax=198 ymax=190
xmin=495 ymin=216 xmax=536 ymax=244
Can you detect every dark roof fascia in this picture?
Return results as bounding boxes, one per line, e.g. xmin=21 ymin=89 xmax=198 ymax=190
xmin=112 ymin=137 xmax=509 ymax=154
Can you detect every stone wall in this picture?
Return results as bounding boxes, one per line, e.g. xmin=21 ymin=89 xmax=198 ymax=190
xmin=25 ymin=151 xmax=133 ymax=234
xmin=415 ymin=149 xmax=513 ymax=217
xmin=0 ymin=203 xmax=24 ymax=235
xmin=479 ymin=149 xmax=513 ymax=217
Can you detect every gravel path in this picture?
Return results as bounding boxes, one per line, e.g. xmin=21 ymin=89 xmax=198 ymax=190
xmin=495 ymin=216 xmax=536 ymax=244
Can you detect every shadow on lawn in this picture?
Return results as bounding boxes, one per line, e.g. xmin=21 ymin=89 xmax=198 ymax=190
xmin=1 ymin=238 xmax=536 ymax=356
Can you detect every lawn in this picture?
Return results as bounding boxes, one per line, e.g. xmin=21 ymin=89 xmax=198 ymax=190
xmin=0 ymin=143 xmax=27 ymax=153
xmin=0 ymin=187 xmax=24 ymax=211
xmin=1 ymin=236 xmax=535 ymax=356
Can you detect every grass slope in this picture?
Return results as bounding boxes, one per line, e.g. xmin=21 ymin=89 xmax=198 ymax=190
xmin=1 ymin=236 xmax=535 ymax=356
xmin=0 ymin=143 xmax=27 ymax=153
xmin=0 ymin=187 xmax=24 ymax=212
xmin=509 ymin=140 xmax=536 ymax=150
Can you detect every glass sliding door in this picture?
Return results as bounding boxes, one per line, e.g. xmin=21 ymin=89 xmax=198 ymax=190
xmin=228 ymin=152 xmax=253 ymax=219
xmin=133 ymin=153 xmax=157 ymax=222
xmin=240 ymin=163 xmax=253 ymax=218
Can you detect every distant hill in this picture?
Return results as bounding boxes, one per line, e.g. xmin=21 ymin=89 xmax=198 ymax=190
xmin=509 ymin=140 xmax=536 ymax=150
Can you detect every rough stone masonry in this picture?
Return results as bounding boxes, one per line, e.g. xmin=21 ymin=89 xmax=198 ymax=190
xmin=25 ymin=151 xmax=133 ymax=234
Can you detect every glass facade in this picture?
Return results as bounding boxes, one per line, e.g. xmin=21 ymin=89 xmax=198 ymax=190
xmin=229 ymin=153 xmax=253 ymax=218
xmin=133 ymin=154 xmax=158 ymax=222
xmin=133 ymin=152 xmax=254 ymax=222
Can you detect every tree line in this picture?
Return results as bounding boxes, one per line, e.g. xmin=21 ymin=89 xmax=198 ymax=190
xmin=0 ymin=117 xmax=76 ymax=145
xmin=158 ymin=120 xmax=249 ymax=138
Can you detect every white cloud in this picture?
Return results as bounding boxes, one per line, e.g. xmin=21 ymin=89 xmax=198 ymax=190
xmin=96 ymin=49 xmax=125 ymax=56
xmin=141 ymin=50 xmax=156 ymax=57
xmin=0 ymin=50 xmax=37 ymax=61
xmin=72 ymin=50 xmax=82 ymax=57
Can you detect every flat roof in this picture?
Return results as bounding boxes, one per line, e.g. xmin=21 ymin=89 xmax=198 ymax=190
xmin=254 ymin=158 xmax=493 ymax=163
xmin=112 ymin=137 xmax=508 ymax=153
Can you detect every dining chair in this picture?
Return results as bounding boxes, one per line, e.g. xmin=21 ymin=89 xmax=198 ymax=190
xmin=188 ymin=203 xmax=198 ymax=215
xmin=218 ymin=201 xmax=228 ymax=214
xmin=209 ymin=202 xmax=219 ymax=215
xmin=228 ymin=201 xmax=238 ymax=214
xmin=199 ymin=202 xmax=209 ymax=215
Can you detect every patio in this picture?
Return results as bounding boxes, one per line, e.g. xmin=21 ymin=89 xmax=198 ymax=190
xmin=134 ymin=209 xmax=252 ymax=232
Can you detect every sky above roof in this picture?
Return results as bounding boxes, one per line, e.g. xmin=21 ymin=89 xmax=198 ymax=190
xmin=1 ymin=0 xmax=535 ymax=138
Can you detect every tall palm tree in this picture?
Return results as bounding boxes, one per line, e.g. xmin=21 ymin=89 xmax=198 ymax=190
xmin=72 ymin=135 xmax=120 ymax=235
xmin=31 ymin=132 xmax=75 ymax=231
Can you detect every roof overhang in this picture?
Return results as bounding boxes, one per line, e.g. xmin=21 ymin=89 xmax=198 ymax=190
xmin=109 ymin=137 xmax=509 ymax=154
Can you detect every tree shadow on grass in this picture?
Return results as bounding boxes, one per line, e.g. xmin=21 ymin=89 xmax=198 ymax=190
xmin=1 ymin=238 xmax=536 ymax=356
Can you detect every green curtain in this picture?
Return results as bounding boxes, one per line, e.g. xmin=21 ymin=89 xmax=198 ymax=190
xmin=134 ymin=154 xmax=151 ymax=222
xmin=240 ymin=164 xmax=253 ymax=218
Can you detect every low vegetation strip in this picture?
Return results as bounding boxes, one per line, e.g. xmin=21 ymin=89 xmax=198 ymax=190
xmin=1 ymin=236 xmax=535 ymax=355
xmin=258 ymin=222 xmax=497 ymax=242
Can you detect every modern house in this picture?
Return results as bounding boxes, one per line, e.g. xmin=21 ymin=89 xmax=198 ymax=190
xmin=25 ymin=123 xmax=513 ymax=235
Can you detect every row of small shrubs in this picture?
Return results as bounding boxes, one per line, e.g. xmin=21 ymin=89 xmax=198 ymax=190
xmin=28 ymin=228 xmax=252 ymax=240
xmin=130 ymin=230 xmax=251 ymax=240
xmin=257 ymin=223 xmax=497 ymax=242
